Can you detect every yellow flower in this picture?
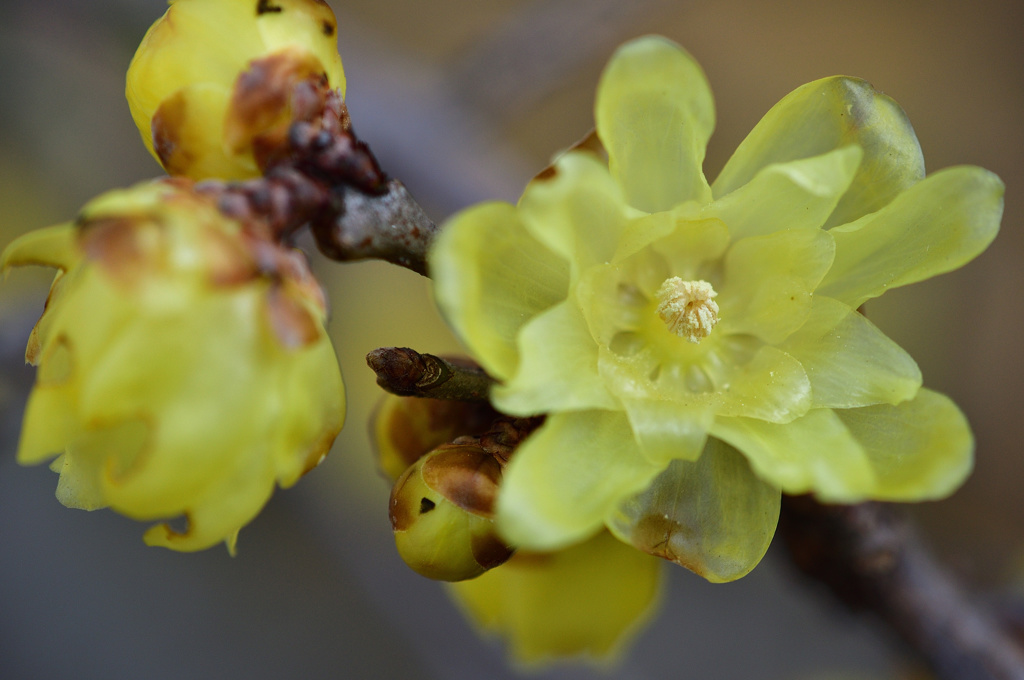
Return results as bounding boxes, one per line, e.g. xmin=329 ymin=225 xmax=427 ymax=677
xmin=1 ymin=179 xmax=345 ymax=552
xmin=430 ymin=36 xmax=1003 ymax=581
xmin=126 ymin=0 xmax=346 ymax=180
xmin=374 ymin=393 xmax=661 ymax=663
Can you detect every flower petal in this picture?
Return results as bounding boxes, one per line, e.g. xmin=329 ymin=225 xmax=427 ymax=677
xmin=494 ymin=298 xmax=618 ymax=416
xmin=713 ymin=388 xmax=972 ymax=501
xmin=619 ymin=397 xmax=712 ymax=465
xmin=497 ymin=411 xmax=659 ymax=551
xmin=430 ymin=202 xmax=570 ymax=381
xmin=517 ymin=151 xmax=629 ymax=278
xmin=834 ymin=388 xmax=973 ymax=501
xmin=817 ymin=166 xmax=1003 ymax=308
xmin=608 ymin=437 xmax=780 ymax=583
xmin=1 ymin=223 xmax=78 ymax=272
xmin=719 ymin=228 xmax=835 ymax=343
xmin=446 ymin=531 xmax=662 ymax=665
xmin=712 ymin=409 xmax=875 ymax=500
xmin=713 ymin=346 xmax=811 ymax=422
xmin=595 ymin=36 xmax=714 ymax=212
xmin=703 ymin=146 xmax=862 ymax=240
xmin=713 ymin=76 xmax=924 ymax=227
xmin=779 ymin=296 xmax=920 ymax=408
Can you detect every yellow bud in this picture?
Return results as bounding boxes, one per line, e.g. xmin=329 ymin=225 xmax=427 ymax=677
xmin=372 ymin=393 xmax=499 ymax=482
xmin=1 ymin=178 xmax=345 ymax=552
xmin=390 ymin=443 xmax=514 ymax=581
xmin=126 ymin=0 xmax=346 ymax=180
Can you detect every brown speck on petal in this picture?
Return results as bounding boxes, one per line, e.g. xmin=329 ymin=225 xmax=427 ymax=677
xmin=421 ymin=445 xmax=502 ymax=517
xmin=471 ymin=531 xmax=515 ymax=570
xmin=152 ymin=92 xmax=196 ymax=176
xmin=78 ymin=216 xmax=158 ymax=285
xmin=225 ymin=50 xmax=325 ymax=157
xmin=266 ymin=283 xmax=321 ymax=349
xmin=631 ymin=513 xmax=708 ymax=578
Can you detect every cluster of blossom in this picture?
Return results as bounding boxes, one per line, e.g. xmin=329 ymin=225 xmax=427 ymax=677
xmin=1 ymin=0 xmax=1003 ymax=665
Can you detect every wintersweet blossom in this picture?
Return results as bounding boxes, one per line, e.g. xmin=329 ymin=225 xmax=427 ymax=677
xmin=430 ymin=36 xmax=1003 ymax=581
xmin=1 ymin=179 xmax=344 ymax=552
xmin=126 ymin=0 xmax=346 ymax=180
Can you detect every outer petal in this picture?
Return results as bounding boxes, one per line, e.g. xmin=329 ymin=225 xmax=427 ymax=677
xmin=835 ymin=388 xmax=973 ymax=501
xmin=446 ymin=531 xmax=662 ymax=665
xmin=778 ymin=296 xmax=920 ymax=408
xmin=517 ymin=151 xmax=629 ymax=279
xmin=817 ymin=166 xmax=1003 ymax=308
xmin=619 ymin=397 xmax=712 ymax=466
xmin=713 ymin=388 xmax=973 ymax=501
xmin=702 ymin=146 xmax=862 ymax=240
xmin=712 ymin=409 xmax=875 ymax=500
xmin=596 ymin=36 xmax=714 ymax=212
xmin=713 ymin=76 xmax=924 ymax=227
xmin=608 ymin=437 xmax=780 ymax=583
xmin=1 ymin=223 xmax=78 ymax=272
xmin=430 ymin=202 xmax=570 ymax=381
xmin=719 ymin=228 xmax=835 ymax=343
xmin=497 ymin=411 xmax=660 ymax=551
xmin=494 ymin=299 xmax=617 ymax=416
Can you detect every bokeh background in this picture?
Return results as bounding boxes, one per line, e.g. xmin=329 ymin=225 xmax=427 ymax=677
xmin=1 ymin=1 xmax=1022 ymax=678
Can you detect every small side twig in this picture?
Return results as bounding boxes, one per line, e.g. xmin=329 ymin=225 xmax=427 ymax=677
xmin=780 ymin=496 xmax=1024 ymax=680
xmin=311 ymin=180 xmax=438 ymax=275
xmin=366 ymin=347 xmax=494 ymax=402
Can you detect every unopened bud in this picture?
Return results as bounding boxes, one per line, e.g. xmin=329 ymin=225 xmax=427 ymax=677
xmin=390 ymin=443 xmax=514 ymax=581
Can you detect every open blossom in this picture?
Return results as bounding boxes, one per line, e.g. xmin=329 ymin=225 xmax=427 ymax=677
xmin=1 ymin=179 xmax=345 ymax=552
xmin=126 ymin=0 xmax=346 ymax=180
xmin=430 ymin=36 xmax=1003 ymax=581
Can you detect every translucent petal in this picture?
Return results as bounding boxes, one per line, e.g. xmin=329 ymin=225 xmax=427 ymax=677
xmin=497 ymin=411 xmax=659 ymax=551
xmin=703 ymin=146 xmax=862 ymax=239
xmin=430 ymin=202 xmax=570 ymax=381
xmin=778 ymin=296 xmax=920 ymax=408
xmin=1 ymin=223 xmax=78 ymax=272
xmin=255 ymin=0 xmax=345 ymax=94
xmin=713 ymin=388 xmax=972 ymax=501
xmin=595 ymin=36 xmax=714 ymax=212
xmin=712 ymin=409 xmax=876 ymax=500
xmin=494 ymin=299 xmax=618 ymax=416
xmin=834 ymin=388 xmax=973 ymax=501
xmin=713 ymin=76 xmax=924 ymax=227
xmin=647 ymin=216 xmax=730 ymax=279
xmin=517 ymin=151 xmax=628 ymax=278
xmin=712 ymin=346 xmax=811 ymax=423
xmin=608 ymin=437 xmax=780 ymax=583
xmin=719 ymin=228 xmax=835 ymax=343
xmin=817 ymin=166 xmax=1003 ymax=308
xmin=619 ymin=397 xmax=712 ymax=465
xmin=446 ymin=531 xmax=662 ymax=665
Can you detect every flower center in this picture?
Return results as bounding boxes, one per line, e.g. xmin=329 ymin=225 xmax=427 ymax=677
xmin=655 ymin=277 xmax=719 ymax=344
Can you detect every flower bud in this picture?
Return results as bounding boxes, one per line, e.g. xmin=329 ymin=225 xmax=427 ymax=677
xmin=126 ymin=0 xmax=346 ymax=180
xmin=389 ymin=443 xmax=514 ymax=581
xmin=372 ymin=393 xmax=499 ymax=482
xmin=1 ymin=178 xmax=345 ymax=552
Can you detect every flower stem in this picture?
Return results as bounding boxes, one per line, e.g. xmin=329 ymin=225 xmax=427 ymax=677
xmin=779 ymin=496 xmax=1024 ymax=680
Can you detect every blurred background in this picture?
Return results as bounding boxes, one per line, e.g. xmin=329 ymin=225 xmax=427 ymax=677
xmin=1 ymin=0 xmax=1022 ymax=678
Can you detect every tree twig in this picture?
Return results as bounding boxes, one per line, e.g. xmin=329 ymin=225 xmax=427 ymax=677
xmin=366 ymin=347 xmax=495 ymax=402
xmin=779 ymin=496 xmax=1024 ymax=680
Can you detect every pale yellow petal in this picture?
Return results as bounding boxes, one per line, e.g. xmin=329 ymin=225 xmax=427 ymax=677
xmin=703 ymin=146 xmax=862 ymax=239
xmin=430 ymin=202 xmax=570 ymax=381
xmin=1 ymin=223 xmax=78 ymax=272
xmin=778 ymin=296 xmax=920 ymax=408
xmin=719 ymin=228 xmax=835 ymax=343
xmin=713 ymin=76 xmax=924 ymax=227
xmin=619 ymin=397 xmax=712 ymax=465
xmin=817 ymin=166 xmax=1003 ymax=308
xmin=517 ymin=151 xmax=628 ymax=278
xmin=497 ymin=411 xmax=659 ymax=551
xmin=596 ymin=36 xmax=714 ymax=211
xmin=494 ymin=299 xmax=617 ymax=416
xmin=447 ymin=531 xmax=662 ymax=665
xmin=608 ymin=437 xmax=779 ymax=582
